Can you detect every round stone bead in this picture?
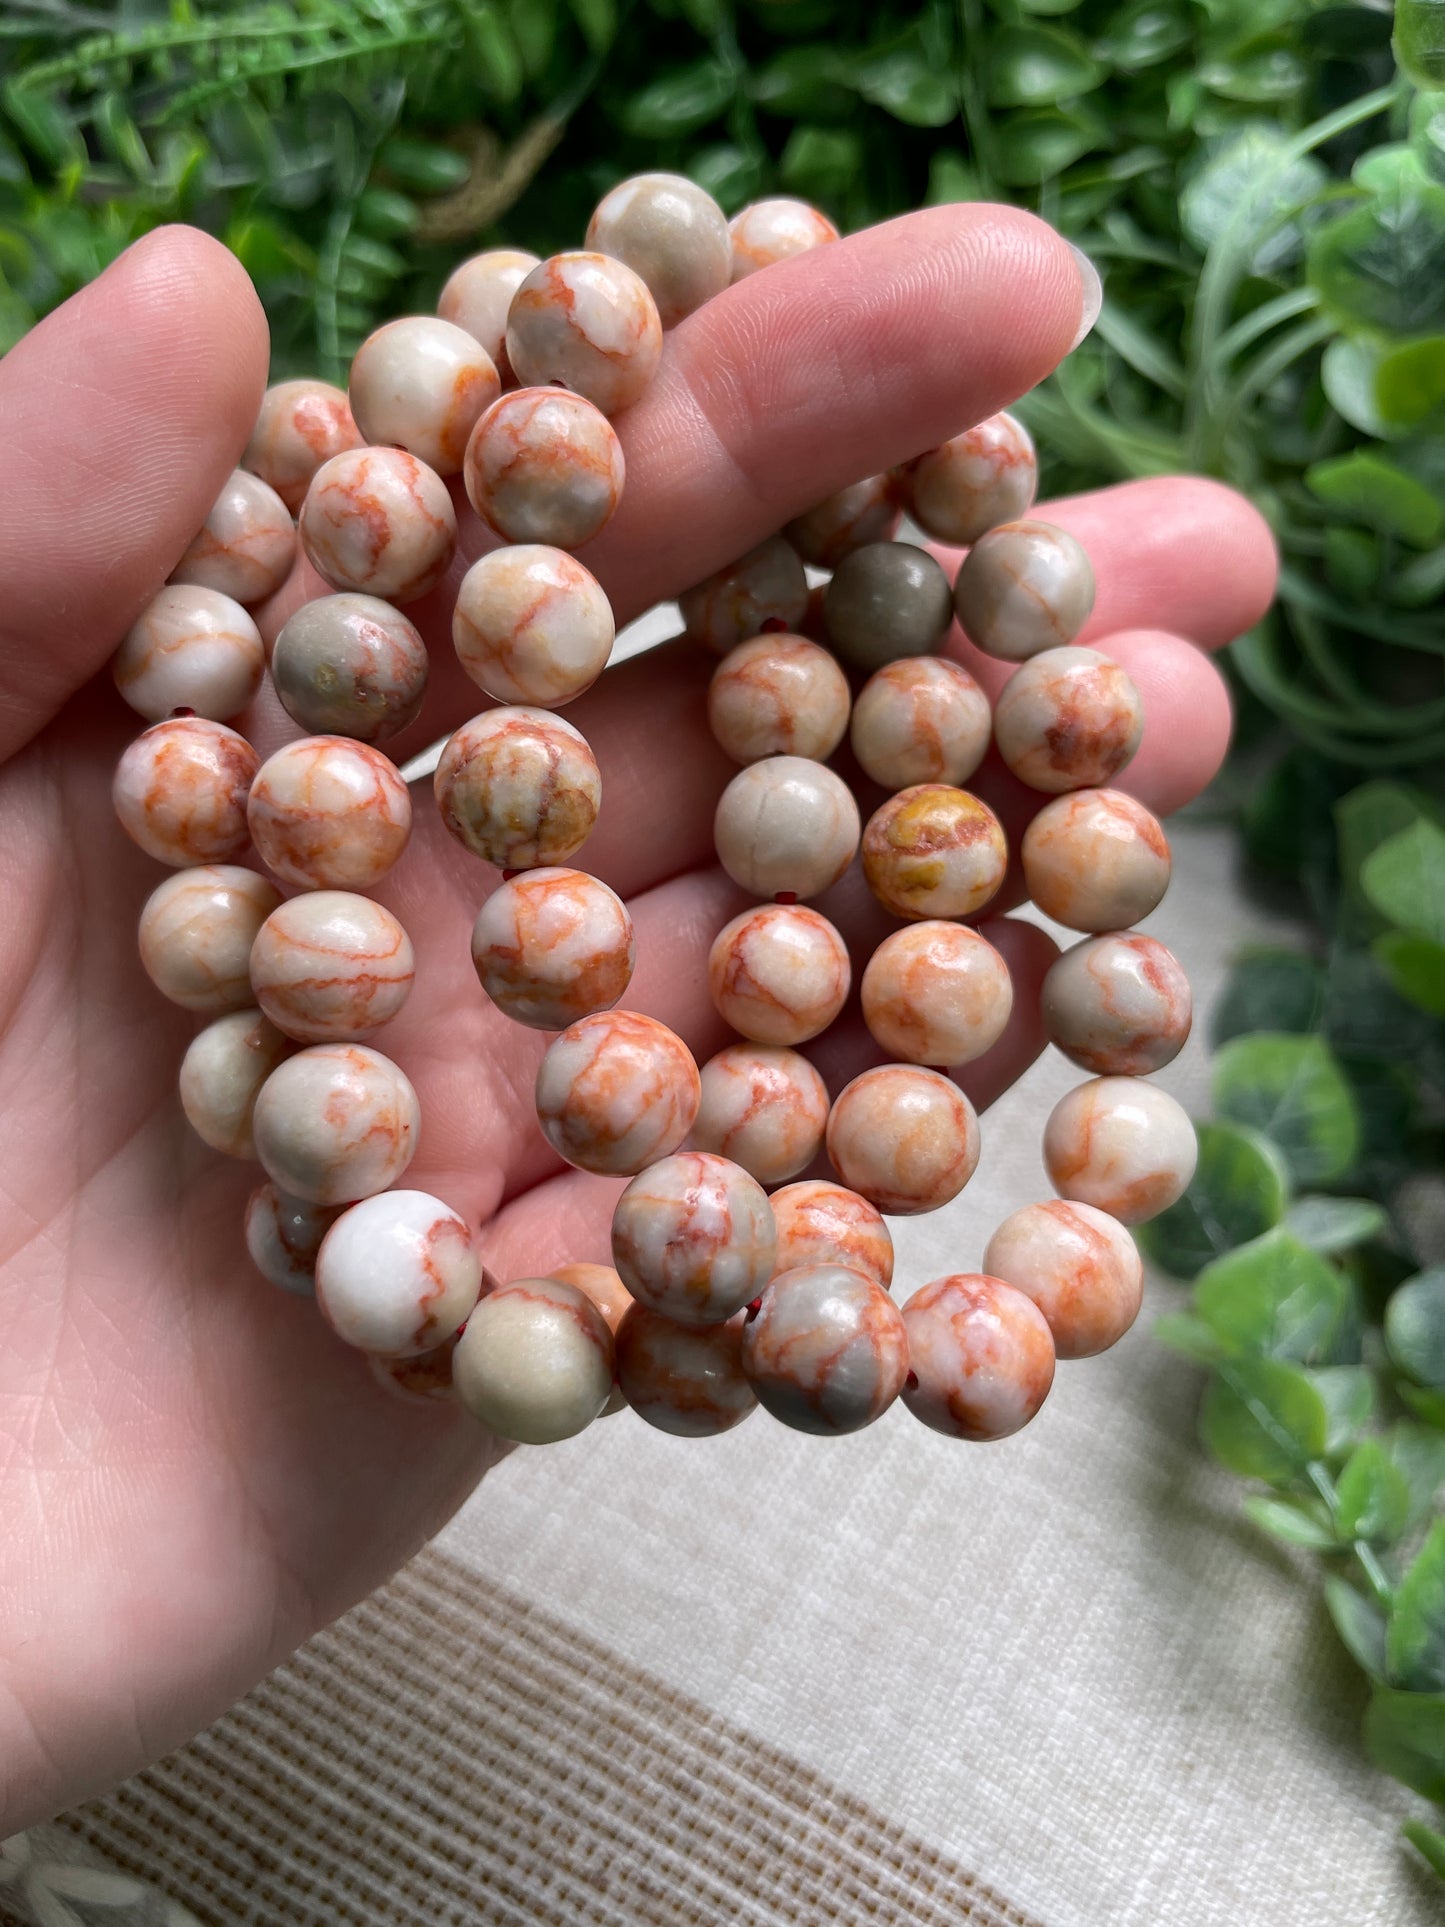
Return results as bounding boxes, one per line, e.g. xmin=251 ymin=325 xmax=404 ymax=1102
xmin=138 ymin=864 xmax=281 ymax=1013
xmin=714 ymin=756 xmax=860 ymax=901
xmin=983 ymin=1200 xmax=1143 ymax=1360
xmin=994 ymin=646 xmax=1144 ymax=794
xmin=438 ymin=247 xmax=541 ymax=371
xmin=464 ymin=387 xmax=625 ymax=550
xmin=180 ymin=1008 xmax=291 ymax=1158
xmin=784 ymin=474 xmax=900 ymax=569
xmin=1043 ymin=1076 xmax=1198 ymax=1224
xmin=900 ymin=412 xmax=1037 ymax=547
xmin=536 ymin=1010 xmax=700 ymax=1176
xmin=113 ymin=717 xmax=259 ymax=867
xmin=690 ymin=1043 xmax=829 ymax=1187
xmin=348 ymin=315 xmax=500 ymax=475
xmin=1042 ymin=932 xmax=1192 ymax=1077
xmin=611 ymin=1151 xmax=776 ymax=1326
xmin=826 ymin=1066 xmax=980 ymax=1216
xmin=901 ymin=1274 xmax=1056 ymax=1441
xmin=952 ymin=520 xmax=1096 ymax=663
xmin=315 ymin=1190 xmax=481 ymax=1357
xmin=861 ymin=785 xmax=1007 ymax=921
xmin=1021 ymin=789 xmax=1171 ymax=933
xmin=506 ymin=252 xmax=662 ymax=416
xmin=729 ymin=198 xmax=839 ymax=280
xmin=113 ymin=584 xmax=264 ymax=724
xmin=586 ymin=172 xmax=731 ymax=328
xmin=435 ymin=707 xmax=600 ymax=870
xmin=471 ymin=867 xmax=634 ymax=1030
xmin=453 ymin=546 xmax=613 ymax=707
xmin=244 ymin=1182 xmax=342 ymax=1295
xmin=849 ymin=657 xmax=991 ymax=792
xmin=271 ymin=593 xmax=428 ymax=744
xmin=707 ymin=903 xmax=850 ymax=1046
xmin=171 ymin=469 xmax=296 ymax=607
xmin=298 ymin=446 xmax=457 ymax=605
xmin=861 ymin=922 xmax=1013 ymax=1067
xmin=679 ymin=536 xmax=809 ymax=655
xmin=453 ymin=1278 xmax=614 ymax=1444
xmin=250 ymin=892 xmax=414 ymax=1044
xmin=823 ymin=543 xmax=953 ymax=672
xmin=242 ymin=379 xmax=363 ymax=513
xmin=707 ymin=635 xmax=850 ymax=765
xmin=550 ymin=1261 xmax=634 ymax=1415
xmin=252 ymin=1043 xmax=420 ymax=1205
xmin=247 ymin=736 xmax=411 ymax=891
xmin=769 ymin=1180 xmax=893 ymax=1290
xmin=743 ymin=1265 xmax=909 ymax=1435
xmin=615 ymin=1304 xmax=756 ymax=1436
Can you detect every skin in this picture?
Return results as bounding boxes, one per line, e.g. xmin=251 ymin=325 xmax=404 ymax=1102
xmin=0 ymin=212 xmax=1276 ymax=1830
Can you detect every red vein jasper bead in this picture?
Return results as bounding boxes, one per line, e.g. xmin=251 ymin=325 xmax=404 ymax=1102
xmin=615 ymin=1303 xmax=756 ymax=1436
xmin=536 ymin=1010 xmax=700 ymax=1176
xmin=769 ymin=1180 xmax=893 ymax=1291
xmin=901 ymin=1274 xmax=1056 ymax=1441
xmin=994 ymin=646 xmax=1144 ymax=794
xmin=453 ymin=1278 xmax=614 ymax=1443
xmin=784 ymin=474 xmax=900 ymax=569
xmin=506 ymin=251 xmax=662 ymax=416
xmin=242 ymin=379 xmax=364 ymax=513
xmin=707 ymin=635 xmax=850 ymax=765
xmin=438 ymin=248 xmax=541 ymax=371
xmin=113 ymin=585 xmax=264 ymax=724
xmin=1044 ymin=1076 xmax=1198 ymax=1224
xmin=550 ymin=1261 xmax=635 ymax=1415
xmin=250 ymin=891 xmax=415 ymax=1044
xmin=244 ymin=1182 xmax=342 ymax=1295
xmin=435 ymin=707 xmax=600 ymax=869
xmin=586 ymin=172 xmax=731 ymax=329
xmin=248 ymin=736 xmax=411 ymax=891
xmin=251 ymin=1043 xmax=420 ymax=1204
xmin=861 ymin=785 xmax=1007 ymax=921
xmin=861 ymin=922 xmax=1014 ymax=1067
xmin=728 ymin=198 xmax=839 ymax=280
xmin=679 ymin=536 xmax=808 ymax=655
xmin=953 ymin=520 xmax=1096 ymax=663
xmin=464 ymin=387 xmax=625 ymax=549
xmin=113 ymin=717 xmax=259 ymax=867
xmin=299 ymin=446 xmax=457 ymax=604
xmin=315 ymin=1190 xmax=482 ymax=1357
xmin=471 ymin=866 xmax=635 ymax=1030
xmin=1021 ymin=789 xmax=1171 ymax=933
xmin=707 ymin=903 xmax=850 ymax=1046
xmin=138 ymin=864 xmax=281 ymax=1012
xmin=899 ymin=411 xmax=1037 ymax=547
xmin=1042 ymin=932 xmax=1192 ymax=1076
xmin=826 ymin=1065 xmax=980 ymax=1216
xmin=453 ymin=545 xmax=614 ymax=707
xmin=849 ymin=657 xmax=991 ymax=792
xmin=348 ymin=316 xmax=500 ymax=475
xmin=742 ymin=1264 xmax=909 ymax=1435
xmin=983 ymin=1200 xmax=1144 ymax=1360
xmin=271 ymin=594 xmax=429 ymax=744
xmin=179 ymin=1008 xmax=291 ymax=1158
xmin=714 ymin=756 xmax=860 ymax=901
xmin=171 ymin=468 xmax=296 ymax=607
xmin=612 ymin=1151 xmax=776 ymax=1326
xmin=691 ymin=1043 xmax=830 ymax=1187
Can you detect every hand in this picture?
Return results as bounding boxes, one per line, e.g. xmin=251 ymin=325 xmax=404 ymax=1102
xmin=0 ymin=212 xmax=1276 ymax=1832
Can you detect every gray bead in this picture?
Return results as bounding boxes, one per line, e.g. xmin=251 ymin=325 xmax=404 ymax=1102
xmin=823 ymin=542 xmax=953 ymax=671
xmin=272 ymin=593 xmax=429 ymax=743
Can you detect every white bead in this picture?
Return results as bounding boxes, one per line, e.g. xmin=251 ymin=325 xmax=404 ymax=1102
xmin=113 ymin=584 xmax=265 ymax=722
xmin=315 ymin=1190 xmax=482 ymax=1356
xmin=179 ymin=1009 xmax=291 ymax=1158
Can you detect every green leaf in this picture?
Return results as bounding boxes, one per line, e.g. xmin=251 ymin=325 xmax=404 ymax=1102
xmin=1200 ymin=1358 xmax=1329 ymax=1482
xmin=1284 ymin=1195 xmax=1388 ymax=1254
xmin=618 ymin=58 xmax=733 ymax=137
xmin=750 ymin=48 xmax=854 ymax=122
xmin=1336 ymin=1439 xmax=1411 ymax=1543
xmin=927 ymin=150 xmax=983 ymax=205
xmin=1401 ymin=1383 xmax=1445 ymax=1427
xmin=1092 ymin=0 xmax=1192 ymax=69
xmin=1213 ymin=1033 xmax=1361 ymax=1188
xmin=1325 ymin=527 xmax=1381 ymax=600
xmin=1337 ymin=783 xmax=1433 ymax=910
xmin=1353 ymin=143 xmax=1429 ymax=195
xmin=1181 ymin=127 xmax=1327 ymax=276
xmin=466 ymin=5 xmax=524 ymax=103
xmin=1374 ymin=335 xmax=1445 ymax=433
xmin=569 ymin=0 xmax=617 ymax=54
xmin=1137 ymin=1122 xmax=1291 ymax=1280
xmin=377 ymin=137 xmax=470 ymax=194
xmin=1308 ymin=175 xmax=1445 ymax=338
xmin=1320 ymin=338 xmax=1392 ymax=440
xmin=1389 ymin=1522 xmax=1445 ymax=1690
xmin=688 ymin=144 xmax=763 ymax=213
xmin=1396 ymin=0 xmax=1445 ymax=90
xmin=1305 ymin=452 xmax=1444 ymax=549
xmin=1373 ymin=933 xmax=1445 ymax=1015
xmin=1310 ymin=1365 xmax=1375 ymax=1451
xmin=778 ymin=126 xmax=859 ymax=205
xmin=1390 ymin=1424 xmax=1445 ymax=1529
xmin=1325 ymin=1575 xmax=1388 ymax=1679
xmin=1210 ymin=947 xmax=1324 ymax=1046
xmin=1194 ymin=1229 xmax=1349 ymax=1364
xmin=1402 ymin=1818 xmax=1445 ymax=1882
xmin=987 ymin=26 xmax=1104 ymax=108
xmin=992 ymin=106 xmax=1104 ymax=186
xmin=1153 ymin=1311 xmax=1228 ymax=1363
xmin=1361 ymin=819 xmax=1445 ymax=944
xmin=1387 ymin=1269 xmax=1445 ymax=1389
xmin=1243 ymin=1493 xmax=1338 ymax=1550
xmin=851 ymin=50 xmax=958 ymax=126
xmin=1364 ymin=1685 xmax=1445 ymax=1800
xmin=507 ymin=0 xmax=558 ymax=80
xmin=1412 ymin=92 xmax=1445 ymax=187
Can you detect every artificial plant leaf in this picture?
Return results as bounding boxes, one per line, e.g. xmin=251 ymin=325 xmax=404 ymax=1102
xmin=1402 ymin=1384 xmax=1445 ymax=1427
xmin=1364 ymin=1685 xmax=1445 ymax=1800
xmin=1325 ymin=526 xmax=1381 ymax=600
xmin=1210 ymin=947 xmax=1324 ymax=1046
xmin=1388 ymin=1521 xmax=1445 ymax=1691
xmin=1242 ymin=1493 xmax=1338 ymax=1550
xmin=987 ymin=25 xmax=1104 ymax=107
xmin=1336 ymin=782 xmax=1434 ymax=912
xmin=1361 ymin=818 xmax=1445 ymax=944
xmin=1390 ymin=1423 xmax=1445 ymax=1529
xmin=618 ymin=58 xmax=734 ymax=137
xmin=1136 ymin=1122 xmax=1291 ymax=1280
xmin=1395 ymin=0 xmax=1445 ymax=90
xmin=1386 ymin=1268 xmax=1445 ymax=1389
xmin=1153 ymin=1312 xmax=1228 ymax=1363
xmin=1200 ymin=1358 xmax=1329 ymax=1482
xmin=1374 ymin=933 xmax=1445 ymax=1015
xmin=1212 ymin=1033 xmax=1361 ymax=1187
xmin=1284 ymin=1195 xmax=1387 ymax=1253
xmin=688 ymin=145 xmax=764 ymax=211
xmin=927 ymin=150 xmax=983 ymax=204
xmin=1325 ymin=1574 xmax=1388 ymax=1679
xmin=1308 ymin=173 xmax=1445 ymax=338
xmin=1374 ymin=334 xmax=1445 ymax=431
xmin=1181 ymin=126 xmax=1327 ymax=276
xmin=851 ymin=49 xmax=958 ymax=126
xmin=750 ymin=48 xmax=854 ymax=122
xmin=1093 ymin=0 xmax=1192 ymax=68
xmin=1193 ymin=1229 xmax=1349 ymax=1363
xmin=1320 ymin=337 xmax=1392 ymax=440
xmin=992 ymin=106 xmax=1104 ymax=185
xmin=1353 ymin=143 xmax=1429 ymax=194
xmin=1412 ymin=91 xmax=1445 ymax=186
xmin=568 ymin=0 xmax=617 ymax=54
xmin=779 ymin=127 xmax=860 ymax=204
xmin=1402 ymin=1819 xmax=1445 ymax=1882
xmin=1305 ymin=451 xmax=1444 ymax=548
xmin=1310 ymin=1365 xmax=1375 ymax=1451
xmin=1336 ymin=1438 xmax=1411 ymax=1543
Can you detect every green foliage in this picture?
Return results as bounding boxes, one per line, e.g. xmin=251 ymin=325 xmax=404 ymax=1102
xmin=1138 ymin=1120 xmax=1290 ymax=1280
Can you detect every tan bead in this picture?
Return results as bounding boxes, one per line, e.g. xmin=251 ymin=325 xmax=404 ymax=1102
xmin=679 ymin=536 xmax=808 ymax=654
xmin=611 ymin=1151 xmax=776 ymax=1326
xmin=535 ymin=1010 xmax=700 ymax=1176
xmin=471 ymin=867 xmax=635 ymax=1030
xmin=983 ymin=1200 xmax=1143 ymax=1360
xmin=742 ymin=1264 xmax=909 ymax=1434
xmin=464 ymin=387 xmax=625 ymax=549
xmin=506 ymin=251 xmax=662 ymax=416
xmin=179 ymin=1008 xmax=291 ymax=1158
xmin=849 ymin=657 xmax=991 ymax=792
xmin=1043 ymin=1076 xmax=1198 ymax=1224
xmin=784 ymin=474 xmax=900 ymax=568
xmin=435 ymin=707 xmax=600 ymax=870
xmin=247 ymin=736 xmax=411 ymax=891
xmin=453 ymin=545 xmax=613 ymax=707
xmin=707 ymin=903 xmax=850 ymax=1046
xmin=453 ymin=1278 xmax=614 ymax=1443
xmin=861 ymin=784 xmax=1007 ymax=921
xmin=348 ymin=315 xmax=500 ymax=475
xmin=615 ymin=1303 xmax=756 ymax=1436
xmin=952 ymin=519 xmax=1096 ymax=663
xmin=550 ymin=1261 xmax=634 ymax=1415
xmin=1021 ymin=789 xmax=1171 ymax=932
xmin=707 ymin=635 xmax=850 ymax=765
xmin=861 ymin=922 xmax=1013 ymax=1067
xmin=729 ymin=198 xmax=839 ymax=280
xmin=113 ymin=717 xmax=258 ymax=868
xmin=298 ymin=446 xmax=457 ymax=605
xmin=244 ymin=1182 xmax=341 ymax=1295
xmin=438 ymin=248 xmax=541 ymax=371
xmin=714 ymin=756 xmax=860 ymax=901
xmin=690 ymin=1043 xmax=830 ymax=1186
xmin=586 ymin=172 xmax=731 ymax=328
xmin=826 ymin=1065 xmax=979 ymax=1216
xmin=994 ymin=646 xmax=1143 ymax=794
xmin=769 ymin=1180 xmax=893 ymax=1290
xmin=252 ymin=1043 xmax=420 ymax=1205
xmin=901 ymin=1273 xmax=1056 ymax=1440
xmin=170 ymin=469 xmax=296 ymax=607
xmin=315 ymin=1190 xmax=482 ymax=1357
xmin=242 ymin=379 xmax=363 ymax=513
xmin=250 ymin=891 xmax=414 ymax=1043
xmin=1042 ymin=932 xmax=1192 ymax=1076
xmin=900 ymin=412 xmax=1037 ymax=547
xmin=113 ymin=584 xmax=264 ymax=724
xmin=138 ymin=864 xmax=281 ymax=1013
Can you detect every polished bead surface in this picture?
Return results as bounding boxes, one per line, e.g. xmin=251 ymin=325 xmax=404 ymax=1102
xmin=271 ymin=593 xmax=429 ymax=744
xmin=849 ymin=656 xmax=991 ymax=792
xmin=438 ymin=248 xmax=541 ymax=371
xmin=506 ymin=252 xmax=662 ymax=416
xmin=435 ymin=707 xmax=600 ymax=869
xmin=536 ymin=1010 xmax=700 ymax=1176
xmin=244 ymin=1181 xmax=341 ymax=1295
xmin=679 ymin=535 xmax=809 ymax=655
xmin=1043 ymin=1076 xmax=1198 ymax=1224
xmin=179 ymin=1008 xmax=291 ymax=1158
xmin=113 ymin=717 xmax=258 ymax=867
xmin=769 ymin=1180 xmax=893 ymax=1290
xmin=729 ymin=198 xmax=839 ymax=280
xmin=550 ymin=1261 xmax=634 ymax=1415
xmin=453 ymin=1278 xmax=614 ymax=1443
xmin=586 ymin=172 xmax=731 ymax=328
xmin=901 ymin=1273 xmax=1056 ymax=1441
xmin=464 ymin=387 xmax=625 ymax=549
xmin=471 ymin=866 xmax=634 ymax=1029
xmin=315 ymin=1189 xmax=481 ymax=1357
xmin=1020 ymin=789 xmax=1171 ymax=933
xmin=138 ymin=863 xmax=280 ymax=1012
xmin=611 ymin=1151 xmax=776 ymax=1326
xmin=251 ymin=891 xmax=414 ymax=1043
xmin=742 ymin=1264 xmax=909 ymax=1435
xmin=1042 ymin=932 xmax=1192 ymax=1076
xmin=861 ymin=921 xmax=1013 ymax=1066
xmin=248 ymin=736 xmax=411 ymax=890
xmin=784 ymin=474 xmax=900 ymax=569
xmin=707 ymin=634 xmax=850 ymax=765
xmin=900 ymin=412 xmax=1037 ymax=546
xmin=299 ymin=446 xmax=457 ymax=604
xmin=707 ymin=903 xmax=850 ymax=1046
xmin=994 ymin=646 xmax=1143 ymax=794
xmin=861 ymin=784 xmax=1007 ymax=921
xmin=348 ymin=315 xmax=500 ymax=475
xmin=243 ymin=379 xmax=363 ymax=513
xmin=714 ymin=756 xmax=860 ymax=901
xmin=252 ymin=1043 xmax=420 ymax=1204
xmin=453 ymin=545 xmax=613 ymax=707
xmin=171 ymin=468 xmax=296 ymax=607
xmin=826 ymin=1065 xmax=979 ymax=1216
xmin=823 ymin=542 xmax=953 ymax=672
xmin=615 ymin=1304 xmax=756 ymax=1436
xmin=113 ymin=584 xmax=264 ymax=724
xmin=952 ymin=520 xmax=1096 ymax=663
xmin=690 ymin=1043 xmax=829 ymax=1186
xmin=983 ymin=1200 xmax=1143 ymax=1360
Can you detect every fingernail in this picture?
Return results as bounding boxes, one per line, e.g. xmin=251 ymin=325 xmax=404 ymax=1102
xmin=1067 ymin=243 xmax=1102 ymax=351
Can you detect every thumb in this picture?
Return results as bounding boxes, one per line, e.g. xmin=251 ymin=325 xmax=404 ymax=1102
xmin=0 ymin=224 xmax=269 ymax=763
